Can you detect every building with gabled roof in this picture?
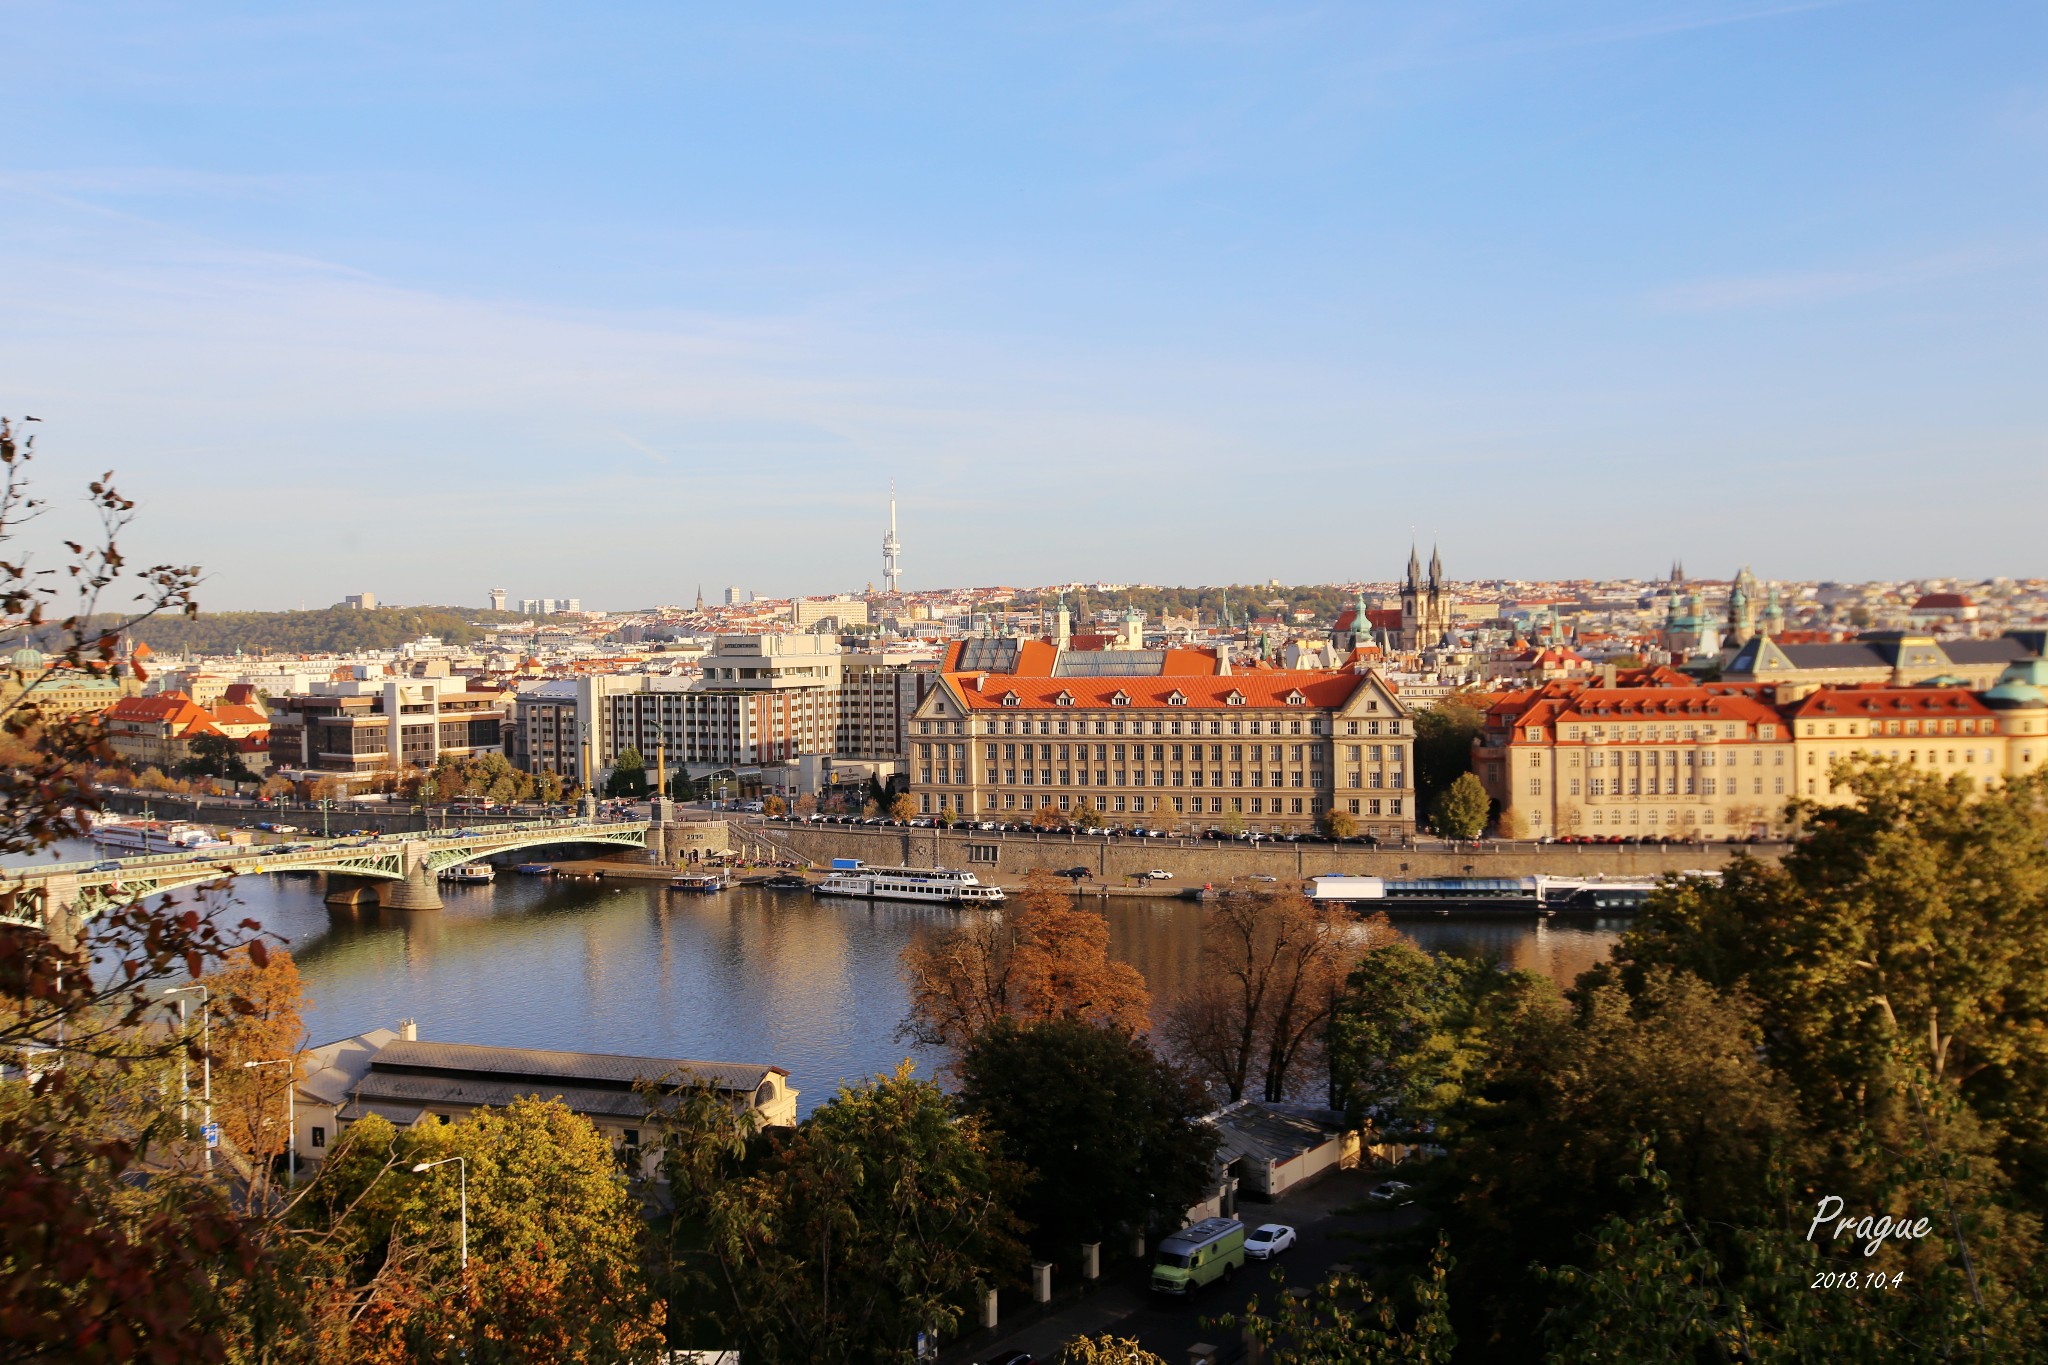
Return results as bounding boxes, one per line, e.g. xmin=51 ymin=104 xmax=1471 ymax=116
xmin=911 ymin=638 xmax=1416 ymax=837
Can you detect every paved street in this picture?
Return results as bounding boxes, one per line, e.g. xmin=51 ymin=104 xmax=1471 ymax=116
xmin=954 ymin=1168 xmax=1409 ymax=1365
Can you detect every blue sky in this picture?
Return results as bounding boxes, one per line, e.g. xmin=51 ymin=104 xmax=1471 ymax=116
xmin=3 ymin=1 xmax=2043 ymax=609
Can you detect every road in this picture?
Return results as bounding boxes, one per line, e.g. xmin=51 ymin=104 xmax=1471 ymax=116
xmin=947 ymin=1168 xmax=1418 ymax=1365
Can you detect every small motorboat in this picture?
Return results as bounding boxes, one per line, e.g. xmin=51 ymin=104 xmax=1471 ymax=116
xmin=513 ymin=863 xmax=554 ymax=876
xmin=761 ymin=874 xmax=810 ymax=891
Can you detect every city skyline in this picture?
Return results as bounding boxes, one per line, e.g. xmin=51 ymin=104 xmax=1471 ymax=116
xmin=4 ymin=2 xmax=2043 ymax=608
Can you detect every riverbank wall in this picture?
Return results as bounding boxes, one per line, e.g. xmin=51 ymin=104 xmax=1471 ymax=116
xmin=765 ymin=823 xmax=1782 ymax=884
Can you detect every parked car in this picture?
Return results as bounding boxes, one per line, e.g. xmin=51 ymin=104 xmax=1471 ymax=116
xmin=1246 ymin=873 xmax=1278 ymax=882
xmin=1368 ymin=1181 xmax=1416 ymax=1205
xmin=1142 ymin=869 xmax=1173 ymax=880
xmin=1244 ymin=1223 xmax=1297 ymax=1259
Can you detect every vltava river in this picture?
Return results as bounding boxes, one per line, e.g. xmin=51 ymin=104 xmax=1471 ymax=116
xmin=24 ymin=842 xmax=1624 ymax=1115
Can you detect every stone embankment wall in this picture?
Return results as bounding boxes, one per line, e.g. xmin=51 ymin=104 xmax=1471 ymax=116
xmin=767 ymin=823 xmax=1782 ymax=885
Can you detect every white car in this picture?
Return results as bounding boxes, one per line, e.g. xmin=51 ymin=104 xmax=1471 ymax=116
xmin=1143 ymin=869 xmax=1173 ymax=880
xmin=1244 ymin=1223 xmax=1296 ymax=1259
xmin=1368 ymin=1180 xmax=1416 ymax=1205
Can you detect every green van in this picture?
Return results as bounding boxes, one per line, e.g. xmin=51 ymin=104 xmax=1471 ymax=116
xmin=1150 ymin=1218 xmax=1247 ymax=1295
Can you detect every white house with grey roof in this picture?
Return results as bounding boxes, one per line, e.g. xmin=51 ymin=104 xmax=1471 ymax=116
xmin=291 ymin=1021 xmax=796 ymax=1178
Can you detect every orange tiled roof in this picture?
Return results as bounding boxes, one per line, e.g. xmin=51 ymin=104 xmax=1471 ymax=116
xmin=1789 ymin=686 xmax=1990 ymax=718
xmin=945 ymin=669 xmax=1371 ymax=712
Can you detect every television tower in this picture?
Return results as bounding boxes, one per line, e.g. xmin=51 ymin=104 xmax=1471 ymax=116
xmin=881 ymin=481 xmax=902 ymax=594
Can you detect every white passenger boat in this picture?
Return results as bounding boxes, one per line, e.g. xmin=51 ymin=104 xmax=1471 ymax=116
xmin=438 ymin=863 xmax=495 ymax=884
xmin=812 ymin=866 xmax=1005 ymax=906
xmin=89 ymin=816 xmax=230 ymax=854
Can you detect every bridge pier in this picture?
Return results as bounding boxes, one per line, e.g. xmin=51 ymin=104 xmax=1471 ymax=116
xmin=324 ymin=873 xmax=381 ymax=906
xmin=379 ymin=861 xmax=443 ymax=911
xmin=42 ymin=875 xmax=83 ymax=953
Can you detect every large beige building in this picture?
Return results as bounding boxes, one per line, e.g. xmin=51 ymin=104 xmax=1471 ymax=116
xmin=908 ymin=638 xmax=1415 ymax=837
xmin=1475 ymin=658 xmax=2048 ymax=839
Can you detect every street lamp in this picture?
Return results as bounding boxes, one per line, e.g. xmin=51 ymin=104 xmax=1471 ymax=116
xmin=242 ymin=1057 xmax=297 ymax=1188
xmin=163 ymin=984 xmax=212 ymax=1171
xmin=412 ymin=1156 xmax=468 ymax=1268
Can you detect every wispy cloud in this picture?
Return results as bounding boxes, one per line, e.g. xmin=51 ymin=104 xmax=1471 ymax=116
xmin=1648 ymin=246 xmax=2033 ymax=313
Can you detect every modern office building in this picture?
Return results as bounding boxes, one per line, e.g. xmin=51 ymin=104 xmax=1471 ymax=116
xmin=267 ymin=674 xmax=507 ymax=776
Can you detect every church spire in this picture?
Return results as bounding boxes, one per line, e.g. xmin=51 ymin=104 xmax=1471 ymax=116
xmin=1428 ymin=544 xmax=1443 ymax=590
xmin=1406 ymin=544 xmax=1422 ymax=590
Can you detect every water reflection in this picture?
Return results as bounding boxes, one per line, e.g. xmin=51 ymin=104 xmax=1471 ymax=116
xmin=24 ymin=842 xmax=1620 ymax=1115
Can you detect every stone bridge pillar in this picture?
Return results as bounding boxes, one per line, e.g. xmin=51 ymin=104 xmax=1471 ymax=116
xmin=324 ymin=873 xmax=380 ymax=906
xmin=42 ymin=874 xmax=83 ymax=953
xmin=378 ymin=842 xmax=443 ymax=911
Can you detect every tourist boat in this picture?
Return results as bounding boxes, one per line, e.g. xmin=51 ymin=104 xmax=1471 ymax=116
xmin=438 ymin=863 xmax=494 ymax=885
xmin=812 ymin=866 xmax=1005 ymax=906
xmin=669 ymin=873 xmax=728 ymax=893
xmin=89 ymin=816 xmax=230 ymax=854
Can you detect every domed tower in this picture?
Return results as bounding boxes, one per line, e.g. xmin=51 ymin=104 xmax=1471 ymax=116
xmin=1984 ymin=660 xmax=2048 ymax=781
xmin=1726 ymin=567 xmax=1761 ymax=645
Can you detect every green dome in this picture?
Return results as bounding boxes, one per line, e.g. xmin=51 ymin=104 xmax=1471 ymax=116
xmin=10 ymin=646 xmax=44 ymax=669
xmin=1983 ymin=681 xmax=2047 ymax=707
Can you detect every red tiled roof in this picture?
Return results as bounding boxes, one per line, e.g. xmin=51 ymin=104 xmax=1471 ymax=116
xmin=1912 ymin=593 xmax=1973 ymax=610
xmin=1789 ymin=686 xmax=1990 ymax=718
xmin=946 ymin=669 xmax=1370 ymax=712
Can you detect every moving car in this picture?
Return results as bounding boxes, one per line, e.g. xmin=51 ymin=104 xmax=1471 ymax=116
xmin=1368 ymin=1181 xmax=1416 ymax=1205
xmin=1142 ymin=869 xmax=1173 ymax=880
xmin=1244 ymin=1223 xmax=1296 ymax=1259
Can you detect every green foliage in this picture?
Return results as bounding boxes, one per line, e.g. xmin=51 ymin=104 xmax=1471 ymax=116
xmin=1603 ymin=763 xmax=2048 ymax=1183
xmin=1540 ymin=1144 xmax=2040 ymax=1364
xmin=106 ymin=604 xmax=517 ymax=655
xmin=1412 ymin=697 xmax=1485 ymax=819
xmin=1427 ymin=771 xmax=1489 ymax=840
xmin=957 ymin=1019 xmax=1218 ymax=1256
xmin=279 ymin=1099 xmax=666 ymax=1362
xmin=651 ymin=1065 xmax=1026 ymax=1365
xmin=606 ymin=747 xmax=649 ymax=797
xmin=422 ymin=751 xmax=550 ymax=805
xmin=1215 ymin=1237 xmax=1456 ymax=1364
xmin=1328 ymin=941 xmax=1543 ymax=1139
xmin=180 ymin=731 xmax=253 ymax=781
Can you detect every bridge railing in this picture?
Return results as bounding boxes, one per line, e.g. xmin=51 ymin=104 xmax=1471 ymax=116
xmin=2 ymin=817 xmax=651 ymax=884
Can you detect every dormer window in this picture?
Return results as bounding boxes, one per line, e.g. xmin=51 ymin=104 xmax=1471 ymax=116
xmin=1284 ymin=690 xmax=1306 ymax=706
xmin=1166 ymin=691 xmax=1187 ymax=706
xmin=1224 ymin=690 xmax=1245 ymax=706
xmin=1053 ymin=690 xmax=1074 ymax=706
xmin=1109 ymin=690 xmax=1131 ymax=706
xmin=1001 ymin=692 xmax=1020 ymax=707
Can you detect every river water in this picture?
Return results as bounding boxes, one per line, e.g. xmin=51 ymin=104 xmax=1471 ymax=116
xmin=23 ymin=842 xmax=1625 ymax=1115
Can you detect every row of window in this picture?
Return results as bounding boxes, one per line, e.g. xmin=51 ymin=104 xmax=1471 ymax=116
xmin=929 ymin=767 xmax=1331 ymax=790
xmin=920 ymin=791 xmax=1327 ymax=817
xmin=916 ymin=716 xmax=1408 ymax=738
xmin=1566 ymin=776 xmax=1779 ymax=797
xmin=1804 ymin=717 xmax=1992 ymax=737
xmin=1550 ymin=723 xmax=1770 ymax=742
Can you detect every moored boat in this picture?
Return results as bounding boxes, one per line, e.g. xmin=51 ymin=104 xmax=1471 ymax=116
xmin=438 ymin=863 xmax=494 ymax=884
xmin=812 ymin=866 xmax=1004 ymax=906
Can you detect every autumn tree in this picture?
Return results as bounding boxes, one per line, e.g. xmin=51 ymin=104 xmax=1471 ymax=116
xmin=900 ymin=869 xmax=1150 ymax=1050
xmin=1030 ymin=801 xmax=1068 ymax=831
xmin=1320 ymin=807 xmax=1357 ymax=841
xmin=0 ymin=416 xmax=278 ymax=1363
xmin=204 ymin=944 xmax=309 ymax=1185
xmin=274 ymin=1099 xmax=667 ymax=1363
xmin=1162 ymin=882 xmax=1390 ymax=1103
xmin=1218 ymin=1242 xmax=1457 ymax=1365
xmin=886 ymin=791 xmax=915 ymax=822
xmin=1427 ymin=771 xmax=1488 ymax=840
xmin=959 ymin=1019 xmax=1217 ymax=1258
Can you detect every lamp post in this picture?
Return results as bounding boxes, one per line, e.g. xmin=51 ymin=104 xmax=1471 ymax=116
xmin=163 ymin=984 xmax=212 ymax=1171
xmin=242 ymin=1057 xmax=296 ymax=1188
xmin=412 ymin=1156 xmax=468 ymax=1269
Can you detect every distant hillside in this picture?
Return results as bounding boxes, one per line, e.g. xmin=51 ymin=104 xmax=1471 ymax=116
xmin=108 ymin=606 xmax=529 ymax=656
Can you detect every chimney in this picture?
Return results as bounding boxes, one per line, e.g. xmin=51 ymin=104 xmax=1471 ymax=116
xmin=1216 ymin=642 xmax=1231 ymax=675
xmin=1601 ymin=663 xmax=1616 ymax=688
xmin=399 ymin=1018 xmax=418 ymax=1042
